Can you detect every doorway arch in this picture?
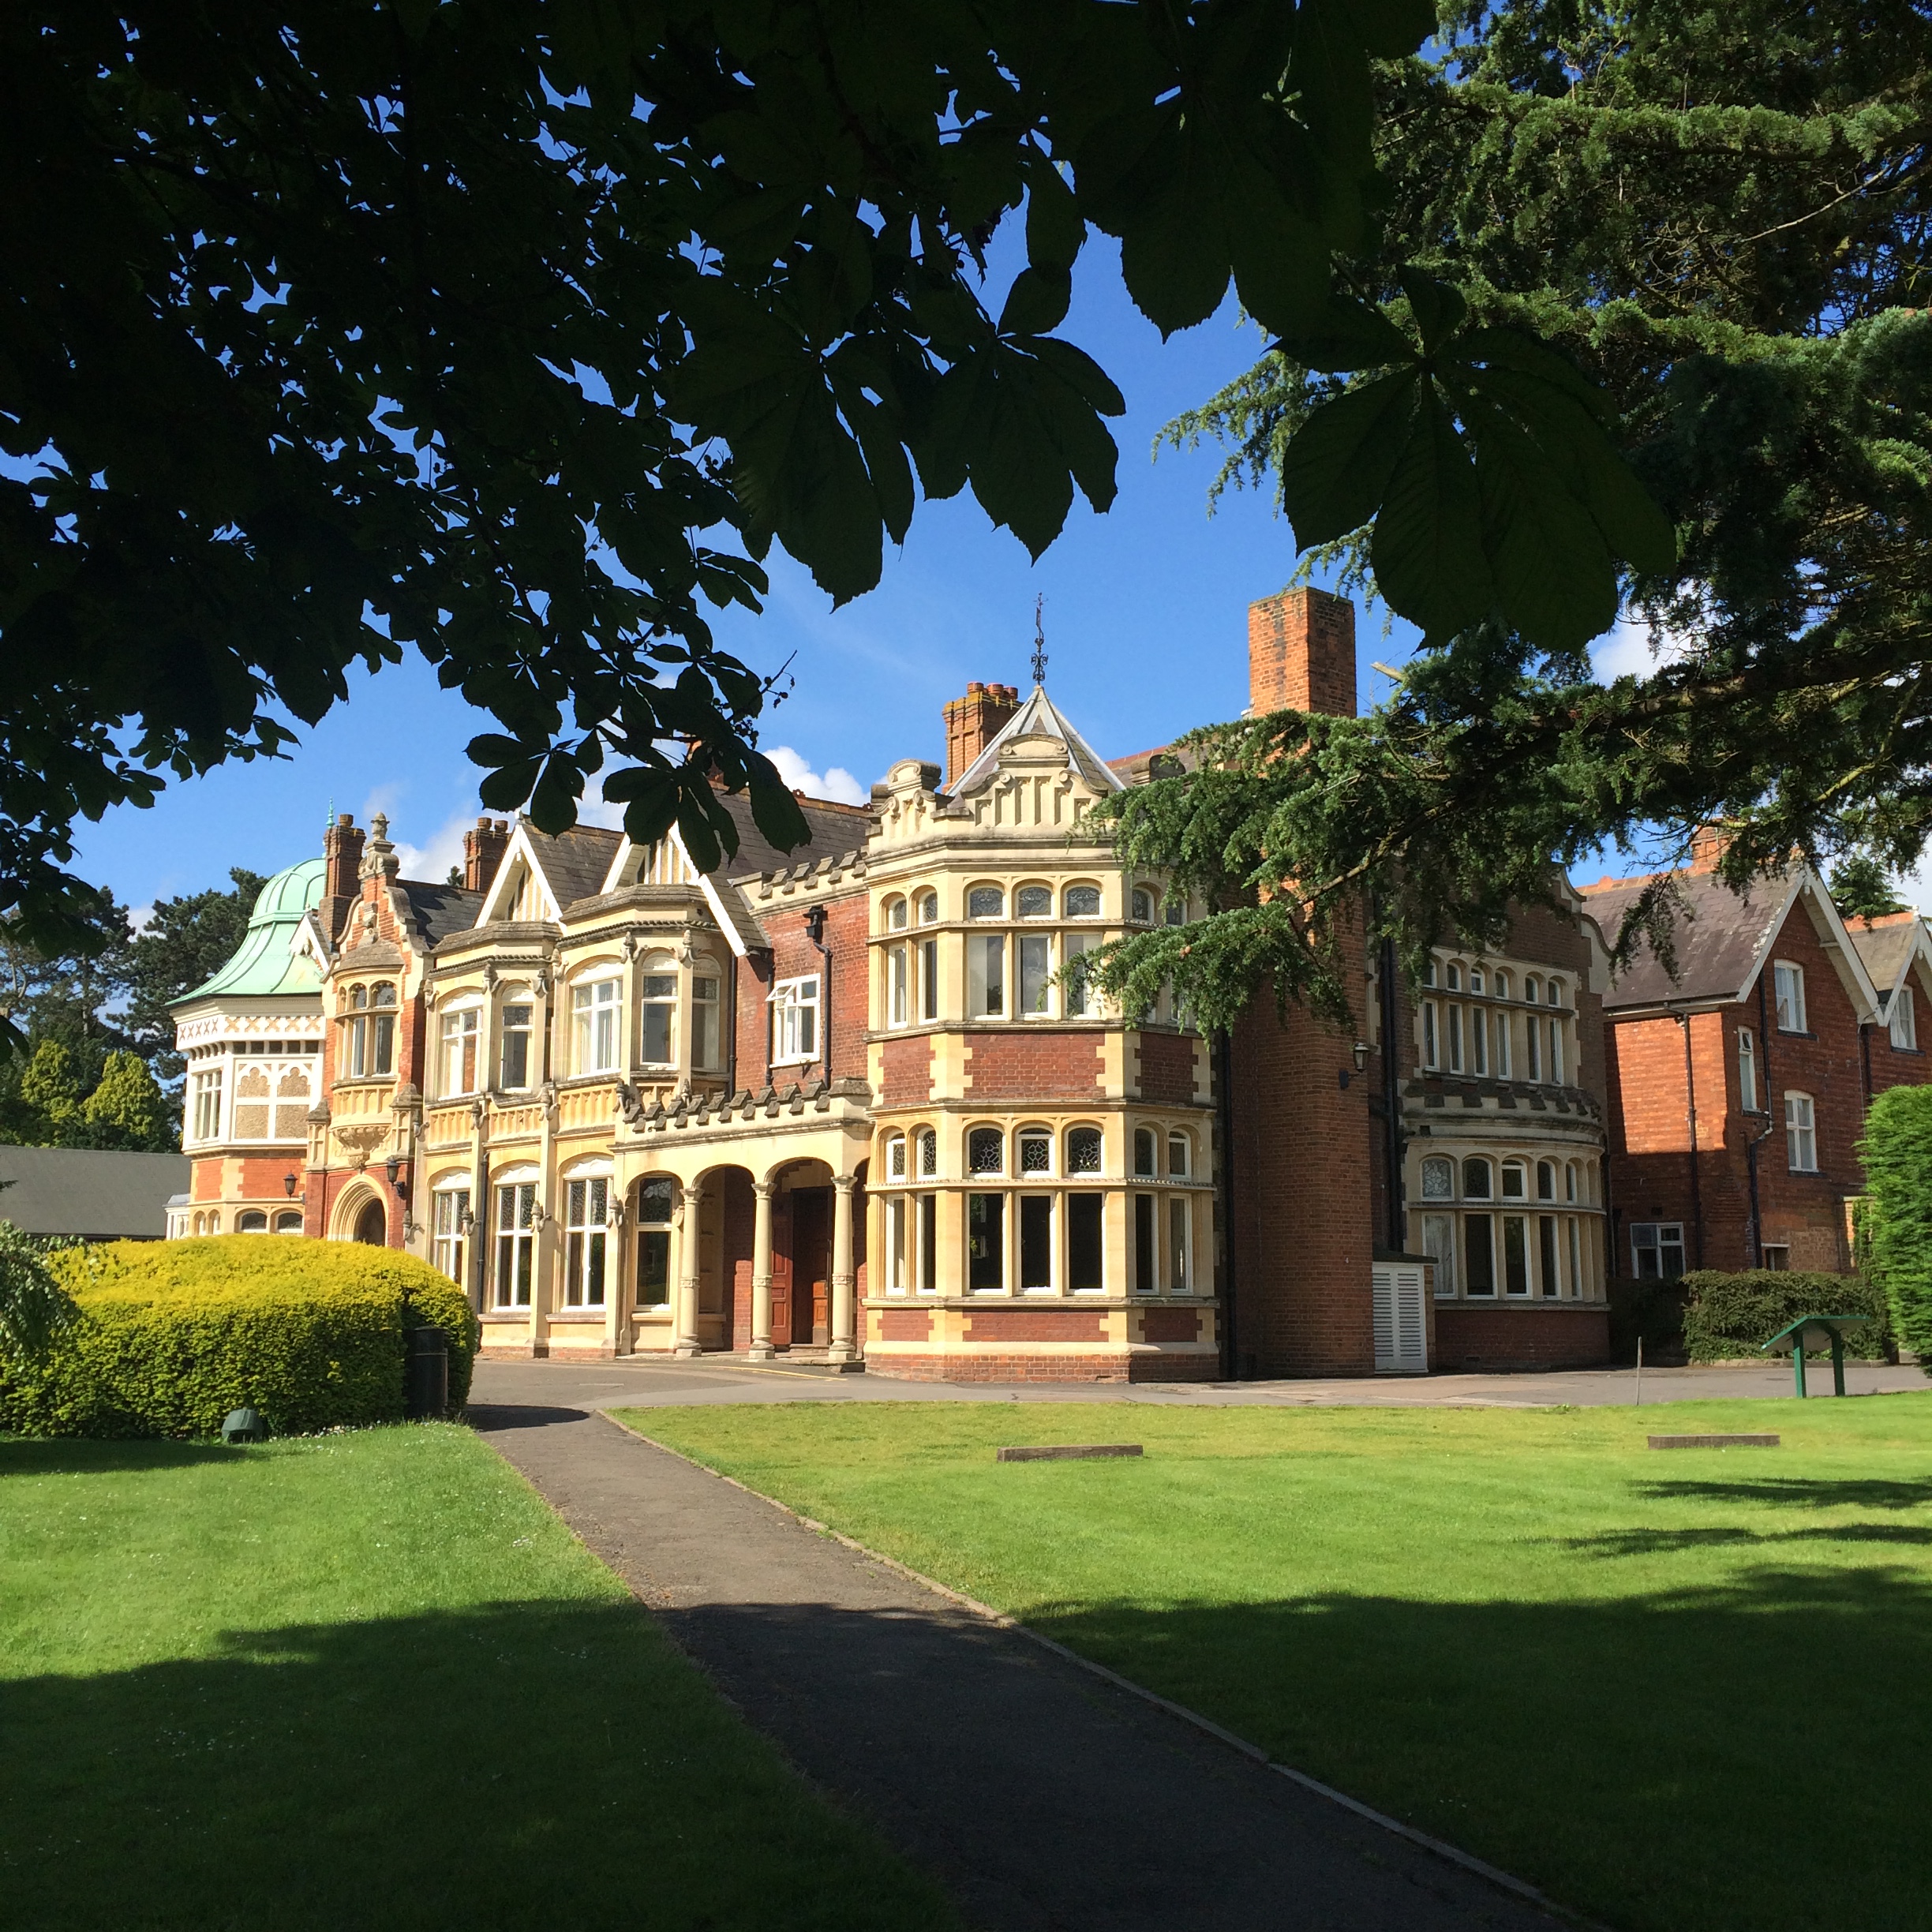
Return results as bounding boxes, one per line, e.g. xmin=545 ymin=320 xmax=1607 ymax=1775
xmin=354 ymin=1197 xmax=388 ymax=1246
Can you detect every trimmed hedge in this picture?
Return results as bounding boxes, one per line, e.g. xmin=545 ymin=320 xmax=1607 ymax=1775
xmin=1860 ymin=1082 xmax=1932 ymax=1371
xmin=1679 ymin=1269 xmax=1892 ymax=1364
xmin=0 ymin=1236 xmax=478 ymax=1438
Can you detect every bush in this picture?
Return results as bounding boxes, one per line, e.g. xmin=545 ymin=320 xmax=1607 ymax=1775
xmin=1860 ymin=1083 xmax=1932 ymax=1372
xmin=1679 ymin=1269 xmax=1892 ymax=1364
xmin=0 ymin=1236 xmax=478 ymax=1438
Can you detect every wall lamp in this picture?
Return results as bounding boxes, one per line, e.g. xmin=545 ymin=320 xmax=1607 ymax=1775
xmin=282 ymin=1171 xmax=299 ymax=1199
xmin=384 ymin=1152 xmax=410 ymax=1200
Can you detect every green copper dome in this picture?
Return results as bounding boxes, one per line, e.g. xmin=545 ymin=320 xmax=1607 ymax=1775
xmin=174 ymin=857 xmax=328 ymax=1003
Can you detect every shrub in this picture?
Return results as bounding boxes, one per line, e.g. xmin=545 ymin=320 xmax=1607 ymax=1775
xmin=1859 ymin=1083 xmax=1932 ymax=1372
xmin=0 ymin=1236 xmax=478 ymax=1438
xmin=1607 ymin=1276 xmax=1690 ymax=1362
xmin=1679 ymin=1269 xmax=1892 ymax=1364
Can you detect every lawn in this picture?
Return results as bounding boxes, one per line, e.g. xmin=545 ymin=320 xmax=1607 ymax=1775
xmin=0 ymin=1425 xmax=958 ymax=1932
xmin=623 ymin=1393 xmax=1932 ymax=1932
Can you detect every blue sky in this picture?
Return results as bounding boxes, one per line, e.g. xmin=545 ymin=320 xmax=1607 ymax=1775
xmin=77 ymin=236 xmax=1668 ymax=919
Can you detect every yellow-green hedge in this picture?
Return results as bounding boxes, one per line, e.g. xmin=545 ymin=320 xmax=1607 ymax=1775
xmin=0 ymin=1236 xmax=479 ymax=1438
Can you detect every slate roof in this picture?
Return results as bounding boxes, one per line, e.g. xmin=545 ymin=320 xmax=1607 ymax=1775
xmin=0 ymin=1144 xmax=189 ymax=1240
xmin=524 ymin=825 xmax=626 ymax=912
xmin=175 ymin=859 xmax=327 ymax=1003
xmin=1578 ymin=867 xmax=1805 ymax=1010
xmin=1846 ymin=912 xmax=1924 ymax=1001
xmin=399 ymin=881 xmax=485 ymax=945
xmin=949 ymin=685 xmax=1125 ymax=799
xmin=719 ymin=791 xmax=875 ymax=884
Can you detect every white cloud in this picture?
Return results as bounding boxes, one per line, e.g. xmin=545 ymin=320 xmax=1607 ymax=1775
xmin=128 ymin=904 xmax=155 ymax=935
xmin=1895 ymin=851 xmax=1932 ymax=918
xmin=389 ymin=807 xmax=476 ymax=886
xmin=762 ymin=745 xmax=869 ymax=807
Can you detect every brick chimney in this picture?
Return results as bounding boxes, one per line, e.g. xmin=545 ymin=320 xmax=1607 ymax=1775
xmin=1687 ymin=826 xmax=1729 ymax=874
xmin=942 ymin=681 xmax=1020 ymax=789
xmin=320 ymin=813 xmax=365 ymax=942
xmin=463 ymin=816 xmax=511 ymax=893
xmin=1248 ymin=587 xmax=1357 ymax=719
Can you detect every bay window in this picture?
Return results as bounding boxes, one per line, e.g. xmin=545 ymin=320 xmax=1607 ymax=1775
xmin=500 ymin=1002 xmax=534 ymax=1089
xmin=638 ymin=970 xmax=676 ymax=1067
xmin=693 ymin=973 xmax=721 ymax=1069
xmin=967 ymin=935 xmax=1005 ymax=1017
xmin=440 ymin=1006 xmax=480 ymax=1097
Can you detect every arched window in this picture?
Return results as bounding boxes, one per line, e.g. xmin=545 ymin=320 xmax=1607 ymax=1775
xmin=1421 ymin=1155 xmax=1454 ymax=1199
xmin=1462 ymin=1157 xmax=1492 ymax=1200
xmin=968 ymin=886 xmax=1005 ymax=919
xmin=432 ymin=1185 xmax=470 ymax=1282
xmin=1018 ymin=1127 xmax=1052 ymax=1174
xmin=1133 ymin=1127 xmax=1158 ymax=1178
xmin=1065 ymin=884 xmax=1101 ymax=918
xmin=1493 ymin=971 xmax=1511 ymax=1000
xmin=886 ymin=896 xmax=908 ymax=930
xmin=1446 ymin=962 xmax=1462 ymax=990
xmin=1131 ymin=887 xmax=1155 ymax=923
xmin=1536 ymin=1159 xmax=1556 ymax=1201
xmin=1067 ymin=1126 xmax=1103 ymax=1174
xmin=1167 ymin=1132 xmax=1189 ymax=1178
xmin=918 ymin=1129 xmax=938 ymax=1176
xmin=886 ymin=1132 xmax=907 ymax=1179
xmin=638 ymin=959 xmax=677 ymax=1067
xmin=1017 ymin=884 xmax=1053 ymax=919
xmin=917 ymin=890 xmax=939 ymax=924
xmin=1525 ymin=975 xmax=1540 ymax=1003
xmin=1470 ymin=967 xmax=1485 ymax=995
xmin=370 ymin=983 xmax=397 ymax=1074
xmin=968 ymin=1126 xmax=1004 ymax=1174
xmin=1547 ymin=977 xmax=1565 ymax=1008
xmin=1501 ymin=1159 xmax=1527 ymax=1200
xmin=1163 ymin=896 xmax=1186 ymax=927
xmin=274 ymin=1210 xmax=304 ymax=1234
xmin=1565 ymin=1161 xmax=1579 ymax=1204
xmin=238 ymin=1209 xmax=268 ymax=1233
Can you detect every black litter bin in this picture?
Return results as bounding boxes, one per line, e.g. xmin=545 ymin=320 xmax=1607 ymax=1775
xmin=405 ymin=1324 xmax=449 ymax=1421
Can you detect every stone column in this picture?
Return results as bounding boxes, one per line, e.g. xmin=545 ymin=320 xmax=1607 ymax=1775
xmin=827 ymin=1172 xmax=859 ymax=1362
xmin=749 ymin=1179 xmax=776 ymax=1361
xmin=673 ymin=1181 xmax=705 ymax=1358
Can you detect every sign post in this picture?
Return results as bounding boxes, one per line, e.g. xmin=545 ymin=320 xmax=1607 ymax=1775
xmin=1760 ymin=1315 xmax=1870 ymax=1398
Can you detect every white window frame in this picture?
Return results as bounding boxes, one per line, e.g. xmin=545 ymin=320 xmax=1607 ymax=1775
xmin=637 ymin=964 xmax=678 ymax=1069
xmin=1785 ymin=1089 xmax=1818 ymax=1171
xmin=574 ymin=977 xmax=622 ymax=1075
xmin=888 ymin=942 xmax=910 ymax=1028
xmin=564 ymin=1176 xmax=610 ymax=1308
xmin=1773 ymin=960 xmax=1807 ymax=1033
xmin=769 ymin=975 xmax=820 ymax=1065
xmin=441 ymin=1005 xmax=481 ymax=1098
xmin=1017 ymin=930 xmax=1054 ymax=1017
xmin=432 ymin=1185 xmax=470 ymax=1285
xmin=1890 ymin=985 xmax=1919 ymax=1050
xmin=1738 ymin=1025 xmax=1758 ymax=1111
xmin=493 ymin=1181 xmax=537 ymax=1308
xmin=498 ymin=997 xmax=535 ymax=1091
xmin=966 ymin=934 xmax=1005 ymax=1018
xmin=1630 ymin=1221 xmax=1686 ymax=1279
xmin=191 ymin=1069 xmax=223 ymax=1142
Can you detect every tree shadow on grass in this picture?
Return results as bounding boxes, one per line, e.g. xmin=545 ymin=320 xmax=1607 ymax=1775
xmin=0 ymin=1599 xmax=954 ymax=1932
xmin=1631 ymin=1476 xmax=1932 ymax=1510
xmin=1026 ymin=1563 xmax=1932 ymax=1932
xmin=1552 ymin=1522 xmax=1932 ymax=1557
xmin=0 ymin=1436 xmax=241 ymax=1477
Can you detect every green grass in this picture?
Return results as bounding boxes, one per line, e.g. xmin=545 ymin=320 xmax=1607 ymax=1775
xmin=0 ymin=1425 xmax=959 ymax=1932
xmin=622 ymin=1393 xmax=1932 ymax=1932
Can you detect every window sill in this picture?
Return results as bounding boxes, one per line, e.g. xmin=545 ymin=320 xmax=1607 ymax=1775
xmin=550 ymin=1310 xmax=608 ymax=1324
xmin=1777 ymin=1028 xmax=1817 ymax=1039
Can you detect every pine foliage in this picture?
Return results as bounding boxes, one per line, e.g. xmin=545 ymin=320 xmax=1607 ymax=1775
xmin=1860 ymin=1084 xmax=1932 ymax=1375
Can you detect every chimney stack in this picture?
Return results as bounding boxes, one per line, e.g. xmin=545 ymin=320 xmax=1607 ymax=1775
xmin=1248 ymin=587 xmax=1357 ymax=719
xmin=942 ymin=681 xmax=1020 ymax=789
xmin=1687 ymin=826 xmax=1728 ymax=875
xmin=463 ymin=816 xmax=511 ymax=894
xmin=321 ymin=813 xmax=365 ymax=942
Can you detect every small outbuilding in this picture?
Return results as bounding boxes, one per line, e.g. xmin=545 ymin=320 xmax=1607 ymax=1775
xmin=0 ymin=1144 xmax=190 ymax=1241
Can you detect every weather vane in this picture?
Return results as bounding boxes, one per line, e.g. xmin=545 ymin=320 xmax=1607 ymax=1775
xmin=1031 ymin=593 xmax=1047 ymax=688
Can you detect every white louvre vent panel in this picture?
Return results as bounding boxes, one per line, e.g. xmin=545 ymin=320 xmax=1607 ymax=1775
xmin=1372 ymin=1264 xmax=1428 ymax=1374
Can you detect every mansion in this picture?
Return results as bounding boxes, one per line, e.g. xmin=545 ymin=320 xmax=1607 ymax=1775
xmin=169 ymin=589 xmax=1930 ymax=1381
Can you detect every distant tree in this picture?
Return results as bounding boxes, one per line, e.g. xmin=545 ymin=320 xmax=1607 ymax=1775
xmin=121 ymin=871 xmax=266 ymax=1089
xmin=79 ymin=1050 xmax=170 ymax=1152
xmin=1831 ymin=857 xmax=1909 ymax=923
xmin=1861 ymin=1084 xmax=1932 ymax=1378
xmin=16 ymin=1041 xmax=82 ymax=1144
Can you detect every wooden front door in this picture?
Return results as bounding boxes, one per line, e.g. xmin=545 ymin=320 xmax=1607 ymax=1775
xmin=792 ymin=1188 xmax=832 ymax=1345
xmin=769 ymin=1193 xmax=793 ymax=1344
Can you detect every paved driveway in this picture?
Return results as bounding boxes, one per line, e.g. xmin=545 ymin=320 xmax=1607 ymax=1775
xmin=472 ymin=1350 xmax=1926 ymax=1415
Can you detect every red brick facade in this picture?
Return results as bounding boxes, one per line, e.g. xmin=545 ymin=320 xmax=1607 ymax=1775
xmin=960 ymin=1031 xmax=1107 ymax=1099
xmin=1133 ymin=1031 xmax=1200 ymax=1104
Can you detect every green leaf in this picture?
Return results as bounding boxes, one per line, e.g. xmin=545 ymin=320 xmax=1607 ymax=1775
xmin=1397 ymin=268 xmax=1467 ymax=357
xmin=477 ymin=758 xmax=543 ymax=811
xmin=1024 ymin=146 xmax=1084 ymax=275
xmin=1369 ymin=387 xmax=1492 ymax=639
xmin=1346 ymin=0 xmax=1438 ymax=58
xmin=466 ymin=732 xmax=534 ymax=767
xmin=1278 ymin=367 xmax=1419 ymax=549
xmin=1466 ymin=398 xmax=1618 ymax=650
xmin=1276 ymin=294 xmax=1416 ymax=373
xmin=999 ymin=265 xmax=1073 ymax=336
xmin=1228 ymin=169 xmax=1331 ymax=339
xmin=747 ymin=755 xmax=813 ymax=853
